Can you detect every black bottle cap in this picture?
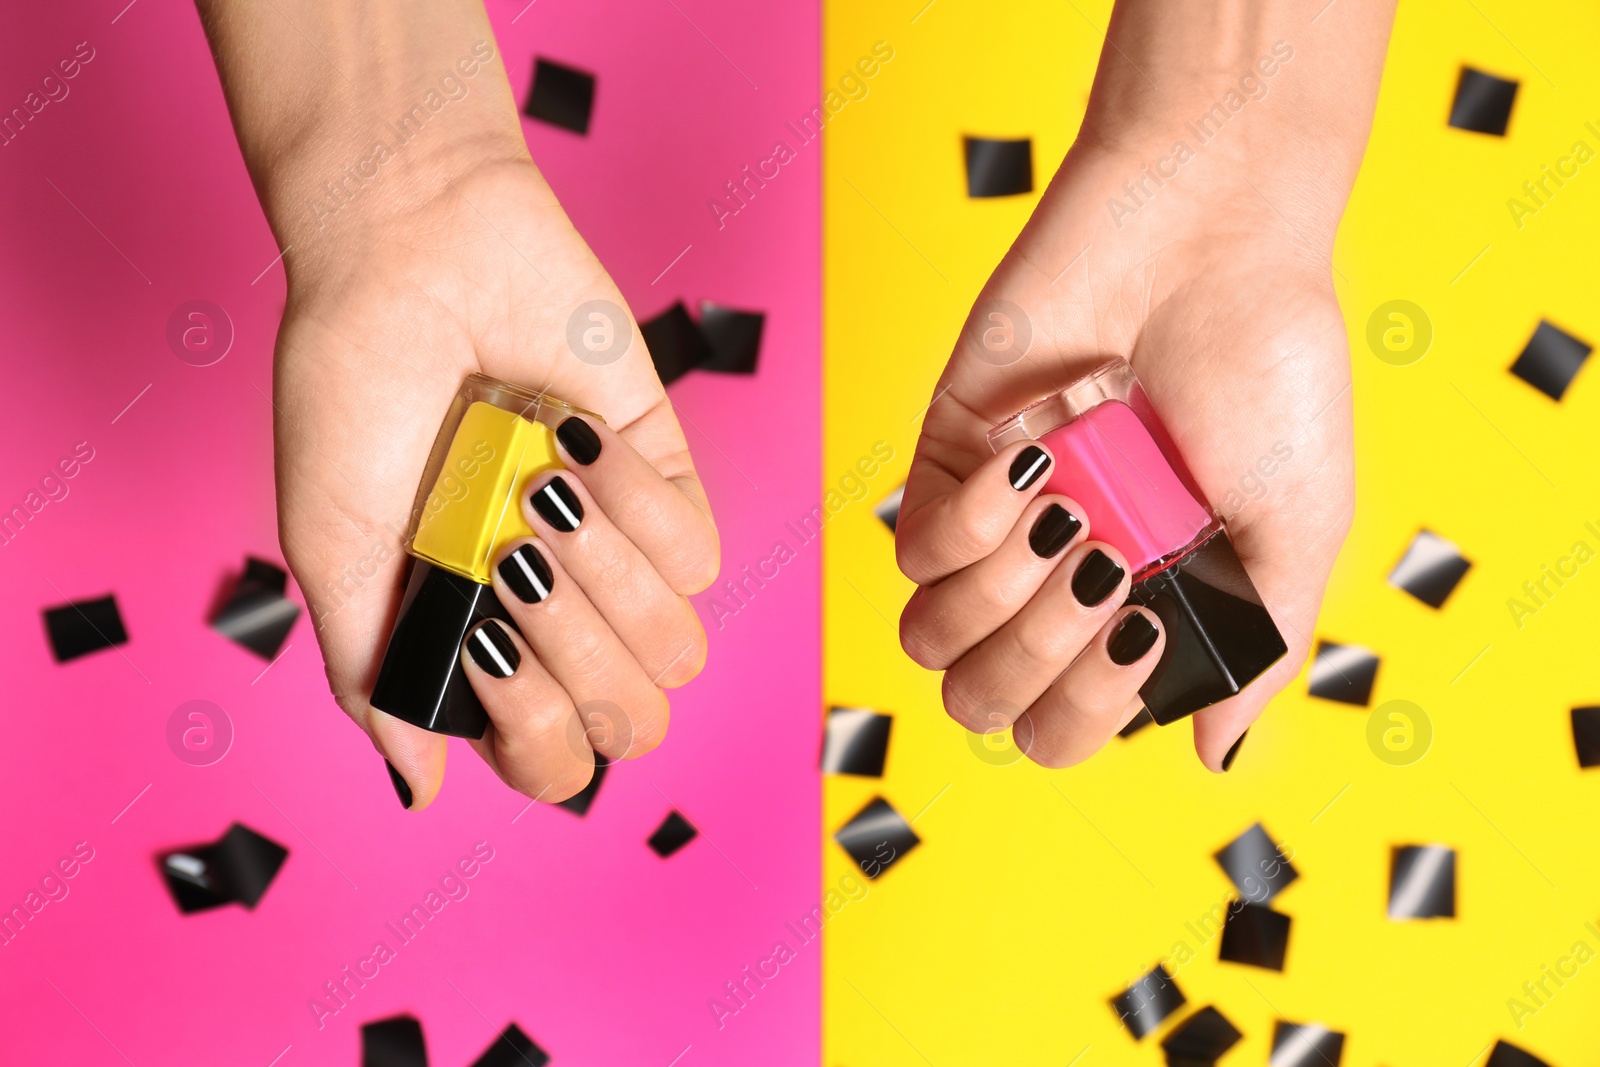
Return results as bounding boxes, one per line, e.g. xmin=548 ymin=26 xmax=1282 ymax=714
xmin=1129 ymin=529 xmax=1287 ymax=724
xmin=371 ymin=560 xmax=513 ymax=739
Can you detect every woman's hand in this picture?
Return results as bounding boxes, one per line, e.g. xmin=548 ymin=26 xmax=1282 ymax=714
xmin=196 ymin=0 xmax=718 ymax=808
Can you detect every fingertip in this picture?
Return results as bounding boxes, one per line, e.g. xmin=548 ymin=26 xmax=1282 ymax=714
xmin=1105 ymin=607 xmax=1162 ymax=667
xmin=1004 ymin=440 xmax=1054 ymax=494
xmin=369 ymin=712 xmax=447 ymax=811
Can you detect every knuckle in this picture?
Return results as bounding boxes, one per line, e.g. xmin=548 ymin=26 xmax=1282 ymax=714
xmin=898 ymin=616 xmax=949 ymax=671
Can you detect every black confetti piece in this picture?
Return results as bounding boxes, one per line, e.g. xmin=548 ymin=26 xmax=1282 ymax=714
xmin=874 ymin=484 xmax=904 ymax=532
xmin=834 ymin=796 xmax=920 ymax=880
xmin=1388 ymin=530 xmax=1471 ymax=608
xmin=159 ymin=822 xmax=288 ymax=914
xmin=1307 ymin=640 xmax=1379 ymax=706
xmin=699 ymin=301 xmax=765 ymax=375
xmin=1219 ymin=902 xmax=1291 ymax=971
xmin=1572 ymin=707 xmax=1600 ymax=769
xmin=469 ymin=1023 xmax=551 ymax=1067
xmin=822 ymin=707 xmax=892 ymax=777
xmin=361 ymin=1014 xmax=428 ymax=1067
xmin=211 ymin=555 xmax=300 ymax=659
xmin=1388 ymin=845 xmax=1456 ymax=919
xmin=556 ymin=755 xmax=608 ymax=815
xmin=1161 ymin=1006 xmax=1242 ymax=1067
xmin=1119 ymin=706 xmax=1156 ymax=739
xmin=1448 ymin=66 xmax=1519 ymax=136
xmin=648 ymin=810 xmax=698 ymax=857
xmin=1510 ymin=320 xmax=1591 ymax=401
xmin=1485 ymin=1040 xmax=1554 ymax=1067
xmin=524 ymin=57 xmax=595 ymax=135
xmin=1215 ymin=823 xmax=1298 ymax=904
xmin=1109 ymin=963 xmax=1185 ymax=1040
xmin=43 ymin=593 xmax=127 ymax=663
xmin=641 ymin=302 xmax=712 ymax=386
xmin=963 ymin=136 xmax=1033 ymax=197
xmin=1269 ymin=1021 xmax=1345 ymax=1067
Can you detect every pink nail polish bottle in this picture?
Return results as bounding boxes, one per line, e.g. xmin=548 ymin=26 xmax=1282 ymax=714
xmin=989 ymin=359 xmax=1287 ymax=723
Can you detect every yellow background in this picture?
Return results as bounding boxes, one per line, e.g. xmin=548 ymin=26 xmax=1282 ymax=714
xmin=822 ymin=1 xmax=1600 ymax=1064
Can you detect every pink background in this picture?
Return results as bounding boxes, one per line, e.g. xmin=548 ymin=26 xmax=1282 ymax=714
xmin=0 ymin=1 xmax=818 ymax=1064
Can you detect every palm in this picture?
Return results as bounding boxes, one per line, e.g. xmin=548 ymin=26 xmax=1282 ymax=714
xmin=907 ymin=155 xmax=1353 ymax=754
xmin=270 ymin=161 xmax=689 ymax=744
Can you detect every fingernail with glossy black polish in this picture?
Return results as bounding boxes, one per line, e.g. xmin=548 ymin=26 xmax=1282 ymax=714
xmin=1029 ymin=504 xmax=1082 ymax=559
xmin=466 ymin=620 xmax=520 ymax=678
xmin=1222 ymin=729 xmax=1248 ymax=772
xmin=1107 ymin=611 xmax=1159 ymax=665
xmin=1071 ymin=549 xmax=1124 ymax=607
xmin=557 ymin=416 xmax=602 ymax=465
xmin=499 ymin=543 xmax=554 ymax=603
xmin=385 ymin=760 xmax=413 ymax=810
xmin=1008 ymin=446 xmax=1051 ymax=491
xmin=531 ymin=477 xmax=584 ymax=532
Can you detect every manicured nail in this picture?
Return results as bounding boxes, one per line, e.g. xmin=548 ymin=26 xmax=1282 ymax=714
xmin=385 ymin=760 xmax=414 ymax=810
xmin=1009 ymin=446 xmax=1051 ymax=491
xmin=1222 ymin=730 xmax=1248 ymax=772
xmin=557 ymin=416 xmax=602 ymax=465
xmin=1071 ymin=549 xmax=1124 ymax=607
xmin=531 ymin=476 xmax=584 ymax=531
xmin=1029 ymin=504 xmax=1082 ymax=559
xmin=1107 ymin=611 xmax=1159 ymax=665
xmin=466 ymin=620 xmax=520 ymax=678
xmin=499 ymin=543 xmax=554 ymax=603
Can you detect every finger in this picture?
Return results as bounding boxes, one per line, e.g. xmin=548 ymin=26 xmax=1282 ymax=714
xmin=524 ymin=471 xmax=706 ymax=688
xmin=940 ymin=540 xmax=1132 ymax=731
xmin=900 ymin=495 xmax=1087 ymax=670
xmin=491 ymin=538 xmax=671 ymax=759
xmin=552 ymin=413 xmax=720 ymax=595
xmin=1014 ymin=607 xmax=1166 ymax=768
xmin=458 ymin=618 xmax=597 ymax=802
xmin=1190 ymin=649 xmax=1303 ymax=772
xmin=895 ymin=440 xmax=1056 ymax=585
xmin=367 ymin=710 xmax=447 ymax=812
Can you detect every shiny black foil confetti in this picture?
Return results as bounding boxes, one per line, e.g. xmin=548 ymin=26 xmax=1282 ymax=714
xmin=1485 ymin=1040 xmax=1554 ymax=1067
xmin=556 ymin=755 xmax=608 ymax=815
xmin=43 ymin=593 xmax=128 ymax=662
xmin=641 ymin=302 xmax=710 ymax=386
xmin=159 ymin=822 xmax=288 ymax=914
xmin=1307 ymin=640 xmax=1380 ymax=707
xmin=647 ymin=810 xmax=698 ymax=858
xmin=1388 ymin=845 xmax=1456 ymax=919
xmin=1448 ymin=66 xmax=1519 ymax=136
xmin=1218 ymin=902 xmax=1291 ymax=971
xmin=1387 ymin=530 xmax=1471 ymax=608
xmin=963 ymin=136 xmax=1033 ymax=197
xmin=211 ymin=555 xmax=300 ymax=659
xmin=1269 ymin=1021 xmax=1344 ymax=1067
xmin=524 ymin=57 xmax=595 ymax=134
xmin=834 ymin=796 xmax=920 ymax=880
xmin=822 ymin=707 xmax=892 ymax=777
xmin=361 ymin=1014 xmax=428 ymax=1067
xmin=874 ymin=484 xmax=904 ymax=532
xmin=469 ymin=1023 xmax=551 ymax=1067
xmin=1161 ymin=1006 xmax=1242 ymax=1067
xmin=1214 ymin=823 xmax=1298 ymax=904
xmin=1119 ymin=706 xmax=1156 ymax=739
xmin=699 ymin=301 xmax=765 ymax=375
xmin=1572 ymin=707 xmax=1600 ymax=769
xmin=1109 ymin=963 xmax=1186 ymax=1040
xmin=1511 ymin=319 xmax=1591 ymax=401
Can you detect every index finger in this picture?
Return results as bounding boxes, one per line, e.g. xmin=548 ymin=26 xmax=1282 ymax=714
xmin=895 ymin=439 xmax=1055 ymax=585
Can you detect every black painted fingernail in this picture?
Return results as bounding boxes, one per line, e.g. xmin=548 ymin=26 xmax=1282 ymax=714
xmin=531 ymin=476 xmax=584 ymax=531
xmin=1222 ymin=729 xmax=1248 ymax=772
xmin=499 ymin=543 xmax=554 ymax=603
xmin=385 ymin=760 xmax=414 ymax=809
xmin=1071 ymin=549 xmax=1124 ymax=607
xmin=1029 ymin=504 xmax=1082 ymax=559
xmin=1107 ymin=611 xmax=1159 ymax=665
xmin=466 ymin=619 xmax=520 ymax=678
xmin=1009 ymin=445 xmax=1051 ymax=491
xmin=557 ymin=416 xmax=602 ymax=465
